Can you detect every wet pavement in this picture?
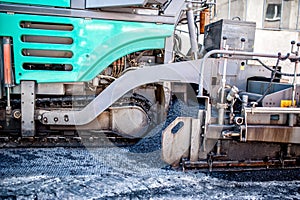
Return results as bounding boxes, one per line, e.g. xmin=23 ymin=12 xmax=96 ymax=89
xmin=1 ymin=100 xmax=300 ymax=199
xmin=1 ymin=146 xmax=300 ymax=200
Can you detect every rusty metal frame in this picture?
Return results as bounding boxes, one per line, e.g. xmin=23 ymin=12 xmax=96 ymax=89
xmin=246 ymin=125 xmax=300 ymax=144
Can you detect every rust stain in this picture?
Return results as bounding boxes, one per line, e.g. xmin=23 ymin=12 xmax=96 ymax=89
xmin=247 ymin=126 xmax=295 ymax=143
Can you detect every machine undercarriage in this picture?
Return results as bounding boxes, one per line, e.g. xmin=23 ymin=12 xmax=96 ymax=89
xmin=0 ymin=49 xmax=169 ymax=146
xmin=1 ymin=0 xmax=300 ymax=171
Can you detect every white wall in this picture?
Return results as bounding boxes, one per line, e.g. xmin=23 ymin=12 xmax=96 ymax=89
xmin=214 ymin=0 xmax=300 ymax=83
xmin=245 ymin=0 xmax=264 ymax=28
xmin=254 ymin=29 xmax=300 ymax=82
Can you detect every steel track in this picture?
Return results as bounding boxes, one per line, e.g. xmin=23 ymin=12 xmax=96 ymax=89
xmin=0 ymin=132 xmax=140 ymax=148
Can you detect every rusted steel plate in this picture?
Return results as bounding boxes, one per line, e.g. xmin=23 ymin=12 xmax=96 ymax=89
xmin=247 ymin=126 xmax=300 ymax=144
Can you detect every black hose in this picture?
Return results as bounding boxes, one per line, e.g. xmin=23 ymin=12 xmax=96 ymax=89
xmin=194 ymin=17 xmax=199 ymax=42
xmin=253 ymin=57 xmax=300 ymax=77
xmin=256 ymin=58 xmax=280 ymax=103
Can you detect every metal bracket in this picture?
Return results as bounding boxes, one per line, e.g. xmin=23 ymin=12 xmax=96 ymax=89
xmin=162 ymin=117 xmax=194 ymax=166
xmin=71 ymin=0 xmax=86 ymax=9
xmin=86 ymin=0 xmax=148 ymax=8
xmin=0 ymin=4 xmax=175 ymax=24
xmin=40 ymin=59 xmax=202 ymax=126
xmin=21 ymin=81 xmax=35 ymax=137
xmin=240 ymin=125 xmax=247 ymax=142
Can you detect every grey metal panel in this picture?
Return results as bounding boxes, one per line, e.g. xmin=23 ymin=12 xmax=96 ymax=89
xmin=41 ymin=59 xmax=202 ymax=125
xmin=217 ymin=60 xmax=240 ymax=76
xmin=101 ymin=7 xmax=159 ymax=15
xmin=86 ymin=0 xmax=147 ymax=8
xmin=21 ymin=81 xmax=35 ymax=137
xmin=37 ymin=83 xmax=65 ymax=95
xmin=148 ymin=0 xmax=168 ymax=3
xmin=71 ymin=0 xmax=85 ymax=9
xmin=11 ymin=83 xmax=65 ymax=95
xmin=164 ymin=36 xmax=174 ymax=63
xmin=204 ymin=19 xmax=256 ymax=52
xmin=262 ymin=86 xmax=300 ymax=107
xmin=248 ymin=80 xmax=292 ymax=95
xmin=0 ymin=4 xmax=175 ymax=24
xmin=162 ymin=117 xmax=192 ymax=166
xmin=164 ymin=0 xmax=185 ymax=16
xmin=246 ymin=113 xmax=287 ymax=125
xmin=190 ymin=117 xmax=202 ymax=162
xmin=110 ymin=106 xmax=149 ymax=138
xmin=163 ymin=0 xmax=186 ymax=22
xmin=247 ymin=126 xmax=300 ymax=144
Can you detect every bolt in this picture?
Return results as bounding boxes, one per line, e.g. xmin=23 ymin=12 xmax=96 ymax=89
xmin=43 ymin=117 xmax=48 ymax=123
xmin=64 ymin=115 xmax=69 ymax=122
xmin=12 ymin=110 xmax=22 ymax=119
xmin=54 ymin=117 xmax=58 ymax=122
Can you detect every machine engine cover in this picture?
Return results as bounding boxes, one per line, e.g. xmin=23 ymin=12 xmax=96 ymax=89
xmin=86 ymin=0 xmax=148 ymax=8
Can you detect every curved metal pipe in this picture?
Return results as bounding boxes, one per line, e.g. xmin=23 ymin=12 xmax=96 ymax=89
xmin=197 ymin=50 xmax=299 ymax=96
xmin=41 ymin=59 xmax=202 ymax=125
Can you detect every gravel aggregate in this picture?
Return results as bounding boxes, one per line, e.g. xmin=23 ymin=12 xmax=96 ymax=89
xmin=0 ymin=99 xmax=300 ymax=199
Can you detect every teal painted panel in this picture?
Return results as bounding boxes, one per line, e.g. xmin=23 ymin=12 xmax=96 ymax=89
xmin=0 ymin=0 xmax=70 ymax=7
xmin=0 ymin=13 xmax=174 ymax=83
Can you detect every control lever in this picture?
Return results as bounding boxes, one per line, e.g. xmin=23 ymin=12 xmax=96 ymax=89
xmin=286 ymin=40 xmax=300 ymax=62
xmin=291 ymin=40 xmax=296 ymax=54
xmin=297 ymin=42 xmax=300 ymax=55
xmin=240 ymin=38 xmax=245 ymax=50
xmin=222 ymin=36 xmax=227 ymax=50
xmin=278 ymin=52 xmax=290 ymax=61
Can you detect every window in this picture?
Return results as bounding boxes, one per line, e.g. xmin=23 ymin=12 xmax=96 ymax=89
xmin=264 ymin=0 xmax=282 ymax=28
xmin=265 ymin=4 xmax=281 ymax=21
xmin=215 ymin=0 xmax=247 ymax=21
xmin=264 ymin=0 xmax=300 ymax=30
